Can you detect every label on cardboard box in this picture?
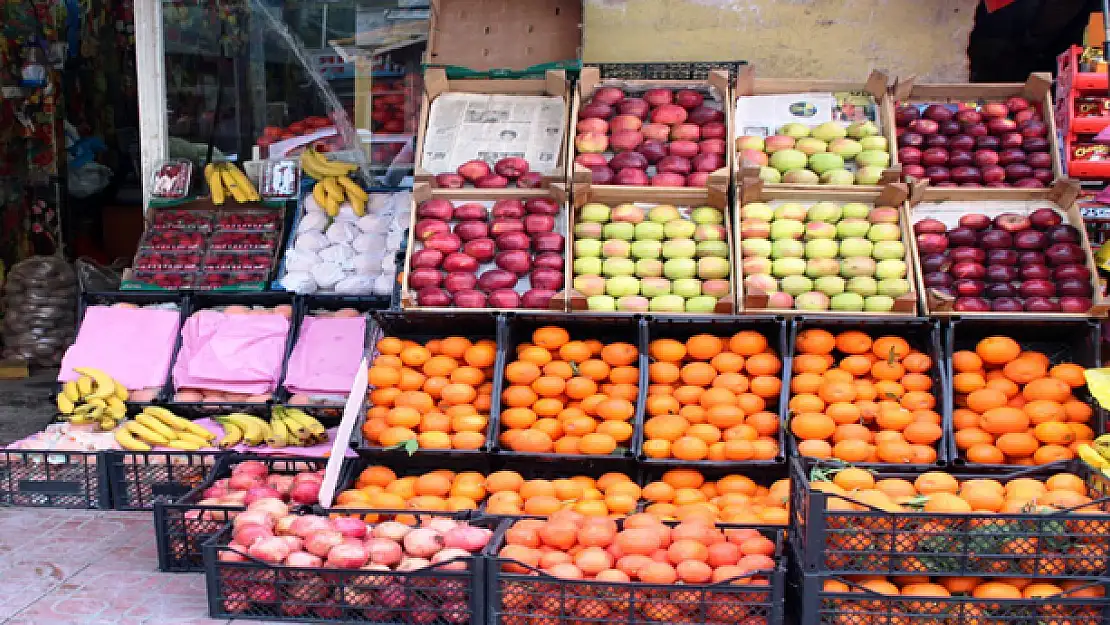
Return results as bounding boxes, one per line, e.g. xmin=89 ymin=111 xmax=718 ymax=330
xmin=734 ymin=92 xmax=878 ymax=138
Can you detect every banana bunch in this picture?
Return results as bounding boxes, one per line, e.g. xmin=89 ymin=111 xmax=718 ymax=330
xmin=214 ymin=407 xmax=328 ymax=449
xmin=114 ymin=406 xmax=218 ymax=452
xmin=205 ymin=162 xmax=260 ymax=205
xmin=301 ymin=149 xmax=366 ymax=217
xmin=58 ymin=368 xmax=128 ymax=431
xmin=1079 ymin=435 xmax=1110 ymax=471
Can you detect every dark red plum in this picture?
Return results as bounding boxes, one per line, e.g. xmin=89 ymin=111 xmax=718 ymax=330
xmin=991 ymin=297 xmax=1024 ymax=312
xmin=1058 ymin=279 xmax=1094 ymax=297
xmin=955 ymin=297 xmax=991 ymax=312
xmin=947 ymin=227 xmax=979 ymax=247
xmin=950 ymin=247 xmax=986 ymax=264
xmin=986 ymin=265 xmax=1020 ymax=282
xmin=1019 ymin=280 xmax=1056 ymax=298
xmin=986 ymin=249 xmax=1018 ymax=265
xmin=1024 ymin=297 xmax=1061 ymax=313
xmin=1021 ymin=264 xmax=1052 ymax=280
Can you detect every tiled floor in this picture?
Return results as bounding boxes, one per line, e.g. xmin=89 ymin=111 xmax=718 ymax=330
xmin=0 ymin=507 xmax=277 ymax=624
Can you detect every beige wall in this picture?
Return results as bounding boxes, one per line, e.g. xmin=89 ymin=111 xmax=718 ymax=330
xmin=583 ymin=0 xmax=979 ymax=82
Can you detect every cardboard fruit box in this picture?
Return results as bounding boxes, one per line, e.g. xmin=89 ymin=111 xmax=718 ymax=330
xmin=890 ymin=72 xmax=1064 ymax=194
xmin=563 ymin=180 xmax=737 ymax=315
xmin=570 ymin=67 xmax=732 ymax=190
xmin=414 ymin=68 xmax=571 ymax=189
xmin=400 ymin=182 xmax=570 ymax=311
xmin=733 ymin=67 xmax=900 ymax=191
xmin=735 ymin=180 xmax=917 ymax=316
xmin=905 ymin=180 xmax=1110 ymax=318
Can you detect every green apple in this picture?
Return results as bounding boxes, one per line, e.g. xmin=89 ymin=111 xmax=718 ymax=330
xmin=856 ymin=150 xmax=890 ymax=167
xmin=602 ymin=258 xmax=635 ymax=277
xmin=602 ymin=239 xmax=631 ymax=258
xmin=662 ymin=239 xmax=696 ymax=259
xmin=841 ymin=203 xmax=870 ymax=219
xmin=847 ymin=120 xmax=879 ymax=139
xmin=875 ymin=259 xmax=907 ymax=280
xmin=855 ymin=166 xmax=885 ymax=185
xmin=770 ymin=219 xmax=805 ymax=240
xmin=804 ymin=222 xmax=837 ymax=240
xmin=839 ymin=238 xmax=873 ymax=258
xmin=649 ymin=205 xmax=682 ymax=223
xmin=664 ymin=258 xmax=697 ymax=280
xmin=635 ymin=221 xmax=665 ymax=241
xmin=640 ymin=277 xmax=672 ymax=298
xmin=741 ymin=238 xmax=773 ymax=258
xmin=811 ymin=121 xmax=847 ymax=142
xmin=806 ymin=202 xmax=842 ymax=223
xmin=864 ymin=295 xmax=895 ymax=312
xmin=867 ymin=224 xmax=901 ymax=242
xmin=587 ymin=295 xmax=617 ymax=311
xmin=796 ymin=291 xmax=830 ymax=311
xmin=773 ymin=203 xmax=808 ymax=220
xmin=805 ymin=259 xmax=841 ymax=278
xmin=877 ymin=278 xmax=910 ymax=297
xmin=779 ymin=123 xmax=811 ymax=138
xmin=611 ymin=204 xmax=645 ymax=224
xmin=606 ymin=276 xmax=641 ymax=297
xmin=837 ymin=219 xmax=871 ymax=238
xmin=574 ymin=257 xmax=602 ymax=276
xmin=821 ymin=169 xmax=856 ymax=186
xmin=696 ymin=240 xmax=729 ymax=258
xmin=575 ymin=239 xmax=602 ymax=257
xmin=575 ymin=222 xmax=603 ymax=239
xmin=673 ymin=278 xmax=703 ymax=298
xmin=784 ymin=169 xmax=820 ymax=184
xmin=808 ymin=152 xmax=845 ymax=175
xmin=815 ymin=276 xmax=846 ymax=296
xmin=691 ymin=207 xmax=723 ymax=224
xmin=579 ymin=203 xmax=611 ymax=223
xmin=830 ymin=292 xmax=865 ymax=311
xmin=872 ymin=241 xmax=905 ymax=260
xmin=618 ymin=296 xmax=650 ymax=312
xmin=795 ymin=137 xmax=828 ymax=155
xmin=744 ymin=274 xmax=778 ymax=294
xmin=759 ymin=167 xmax=782 ymax=184
xmin=772 ymin=239 xmax=804 ymax=259
xmin=603 ymin=222 xmax=636 ymax=240
xmin=828 ymin=138 xmax=863 ymax=159
xmin=636 ymin=259 xmax=664 ymax=277
xmin=631 ymin=240 xmax=662 ymax=259
xmin=741 ymin=203 xmax=774 ymax=221
xmin=698 ymin=257 xmax=729 ymax=279
xmin=772 ymin=258 xmax=806 ymax=277
xmin=805 ymin=239 xmax=840 ymax=259
xmin=664 ymin=219 xmax=697 ymax=239
xmin=770 ymin=149 xmax=808 ymax=173
xmin=685 ymin=296 xmax=719 ymax=313
xmin=574 ymin=275 xmax=606 ymax=296
xmin=649 ymin=295 xmax=686 ymax=313
xmin=860 ymin=136 xmax=888 ymax=151
xmin=840 ymin=257 xmax=876 ymax=278
xmin=846 ymin=276 xmax=878 ymax=296
xmin=781 ymin=275 xmax=813 ymax=296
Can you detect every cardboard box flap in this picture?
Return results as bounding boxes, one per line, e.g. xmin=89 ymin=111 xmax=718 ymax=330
xmin=426 ymin=0 xmax=582 ymax=73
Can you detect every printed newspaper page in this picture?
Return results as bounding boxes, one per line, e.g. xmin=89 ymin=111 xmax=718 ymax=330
xmin=734 ymin=92 xmax=878 ymax=138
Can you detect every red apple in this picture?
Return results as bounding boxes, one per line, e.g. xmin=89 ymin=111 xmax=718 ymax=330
xmin=619 ymin=98 xmax=649 ymax=119
xmin=668 ymin=141 xmax=700 ymax=158
xmin=609 ymin=151 xmax=649 ymax=171
xmin=457 ymin=160 xmax=491 ymax=181
xmin=651 ymin=104 xmax=688 ymax=125
xmin=533 ymin=252 xmax=565 ymax=271
xmin=578 ymin=103 xmax=614 ymax=119
xmin=492 ymin=200 xmax=525 ymax=219
xmin=657 ymin=156 xmax=692 ymax=175
xmin=476 ymin=269 xmax=516 ymax=291
xmin=409 ymin=268 xmax=444 ymax=289
xmin=411 ymin=249 xmax=444 ymax=269
xmin=525 ymin=198 xmax=559 ymax=215
xmin=475 ymin=174 xmax=509 ymax=188
xmin=651 ymin=173 xmax=687 ymax=187
xmin=452 ymin=290 xmax=487 ymax=308
xmin=491 ymin=219 xmax=524 ymax=235
xmin=699 ymin=139 xmax=725 ymax=155
xmin=575 ymin=153 xmax=608 ymax=169
xmin=639 ymin=141 xmax=668 ymax=164
xmin=686 ymin=172 xmax=710 ymax=187
xmin=494 ymin=157 xmax=530 ymax=179
xmin=640 ymin=124 xmax=671 ymax=142
xmin=700 ymin=122 xmax=726 ymax=139
xmin=692 ymin=152 xmax=724 ymax=172
xmin=589 ymin=166 xmax=614 ymax=184
xmin=463 ymin=238 xmax=495 ymax=262
xmin=416 ymin=287 xmax=451 ymax=307
xmin=495 ymin=232 xmax=531 ymax=251
xmin=415 ymin=219 xmax=450 ymax=240
xmin=675 ymin=90 xmax=704 ymax=109
xmin=524 ymin=215 xmax=555 ymax=234
xmin=530 ymin=268 xmax=564 ymax=291
xmin=688 ymin=106 xmax=723 ymax=125
xmin=443 ymin=272 xmax=478 ymax=293
xmin=610 ymin=115 xmax=643 ymax=132
xmin=488 ymin=289 xmax=521 ymax=309
xmin=532 ymin=232 xmax=565 ymax=253
xmin=614 ymin=168 xmax=650 ymax=185
xmin=643 ymin=89 xmax=673 ymax=107
xmin=592 ymin=87 xmax=625 ymax=106
xmin=453 ymin=203 xmax=487 ymax=221
xmin=577 ymin=118 xmax=609 ymax=134
xmin=417 ymin=199 xmax=454 ymax=220
xmin=434 ymin=173 xmax=465 ymax=189
xmin=454 ymin=221 xmax=489 ymax=241
xmin=425 ymin=232 xmax=462 ymax=253
xmin=521 ymin=289 xmax=557 ymax=309
xmin=670 ymin=124 xmax=700 ymax=141
xmin=442 ymin=252 xmax=479 ymax=273
xmin=1006 ymin=96 xmax=1030 ymax=113
xmin=517 ymin=172 xmax=544 ymax=188
xmin=981 ymin=102 xmax=1009 ymax=118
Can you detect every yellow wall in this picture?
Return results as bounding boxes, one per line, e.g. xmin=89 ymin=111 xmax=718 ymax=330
xmin=583 ymin=0 xmax=979 ymax=82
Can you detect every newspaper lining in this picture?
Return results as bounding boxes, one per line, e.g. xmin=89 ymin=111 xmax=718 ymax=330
xmin=421 ymin=93 xmax=566 ymax=174
xmin=734 ymin=92 xmax=879 ymax=138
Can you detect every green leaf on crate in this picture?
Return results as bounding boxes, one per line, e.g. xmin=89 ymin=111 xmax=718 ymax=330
xmin=386 ymin=438 xmax=420 ymax=456
xmin=614 ymin=446 xmax=628 ymax=455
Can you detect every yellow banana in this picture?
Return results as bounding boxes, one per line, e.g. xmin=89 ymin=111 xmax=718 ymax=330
xmin=166 ymin=439 xmax=203 ymax=451
xmin=216 ymin=419 xmax=243 ymax=449
xmin=303 ymin=149 xmax=357 ymax=178
xmin=106 ymin=397 xmax=127 ymax=419
xmin=267 ymin=414 xmax=289 ymax=448
xmin=226 ymin=164 xmax=260 ymax=201
xmin=322 ymin=176 xmax=346 ymax=202
xmin=67 ymin=413 xmax=94 ymax=425
xmin=1078 ymin=443 xmax=1110 ymax=470
xmin=125 ymin=420 xmax=170 ymax=446
xmin=99 ymin=418 xmax=119 ymax=431
xmin=136 ymin=414 xmax=177 ymax=440
xmin=175 ymin=432 xmax=210 ymax=447
xmin=77 ymin=376 xmax=94 ymax=397
xmin=114 ymin=384 xmax=129 ymax=402
xmin=312 ymin=182 xmax=339 ymax=216
xmin=86 ymin=398 xmax=108 ymax=410
xmin=337 ymin=175 xmax=368 ymax=202
xmin=56 ymin=393 xmax=75 ymax=414
xmin=145 ymin=406 xmax=216 ymax=440
xmin=115 ymin=427 xmax=152 ymax=451
xmin=72 ymin=404 xmax=95 ymax=416
xmin=283 ymin=408 xmax=326 ymax=437
xmin=220 ymin=167 xmax=250 ymax=203
xmin=206 ymin=163 xmax=226 ymax=205
xmin=73 ymin=367 xmax=116 ymax=401
xmin=348 ymin=194 xmax=366 ymax=217
xmin=275 ymin=407 xmax=310 ymax=440
xmin=87 ymin=406 xmax=106 ymax=422
xmin=222 ymin=413 xmax=268 ymax=445
xmin=62 ymin=381 xmax=80 ymax=403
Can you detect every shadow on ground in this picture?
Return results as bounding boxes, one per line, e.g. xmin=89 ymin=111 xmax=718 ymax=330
xmin=0 ymin=370 xmax=61 ymax=445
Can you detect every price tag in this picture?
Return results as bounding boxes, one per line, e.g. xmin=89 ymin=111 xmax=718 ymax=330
xmin=260 ymin=159 xmax=300 ymax=200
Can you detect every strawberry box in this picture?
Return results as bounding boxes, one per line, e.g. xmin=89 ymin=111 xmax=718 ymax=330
xmin=150 ymin=209 xmax=215 ymax=231
xmin=142 ymin=229 xmax=206 ymax=251
xmin=208 ymin=231 xmax=277 ymax=251
xmin=201 ymin=250 xmax=274 ymax=271
xmin=215 ymin=209 xmax=282 ymax=232
xmin=125 ymin=270 xmax=198 ymax=290
xmin=194 ymin=270 xmax=270 ymax=290
xmin=134 ymin=249 xmax=203 ymax=271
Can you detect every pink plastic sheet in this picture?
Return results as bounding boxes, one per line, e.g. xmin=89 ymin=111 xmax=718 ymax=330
xmin=172 ymin=310 xmax=289 ymax=394
xmin=58 ymin=305 xmax=182 ymax=389
xmin=283 ymin=316 xmax=367 ymax=395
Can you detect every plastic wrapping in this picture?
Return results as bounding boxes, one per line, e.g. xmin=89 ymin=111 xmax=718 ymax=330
xmin=2 ymin=256 xmax=78 ymax=366
xmin=280 ymin=271 xmax=317 ymax=294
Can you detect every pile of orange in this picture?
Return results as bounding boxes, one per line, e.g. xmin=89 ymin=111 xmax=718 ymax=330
xmin=640 ymin=468 xmax=789 ymax=525
xmin=499 ymin=326 xmax=639 ymax=456
xmin=333 ymin=465 xmax=486 ymax=522
xmin=362 ymin=335 xmax=496 ymax=450
xmin=484 ymin=470 xmax=640 ymax=517
xmin=641 ymin=331 xmax=782 ymax=462
xmin=952 ymin=336 xmax=1093 ymax=465
xmin=822 ymin=576 xmax=1103 ymax=601
xmin=789 ymin=328 xmax=942 ymax=464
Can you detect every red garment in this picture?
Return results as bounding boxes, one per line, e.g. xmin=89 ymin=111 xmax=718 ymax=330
xmin=985 ymin=0 xmax=1018 ymax=11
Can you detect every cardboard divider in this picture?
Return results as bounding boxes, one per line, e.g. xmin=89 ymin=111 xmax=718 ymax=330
xmin=735 ymin=181 xmax=918 ymax=316
xmin=732 ymin=67 xmax=901 ymax=192
xmin=563 ymin=181 xmax=738 ymax=314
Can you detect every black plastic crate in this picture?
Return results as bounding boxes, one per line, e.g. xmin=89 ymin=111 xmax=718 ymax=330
xmin=153 ymin=453 xmax=329 ymax=572
xmin=944 ymin=316 xmax=1105 ymax=468
xmin=204 ymin=514 xmax=493 ymax=623
xmin=164 ymin=292 xmax=297 ymax=417
xmin=791 ymin=568 xmax=1110 ymax=625
xmin=356 ymin=311 xmax=502 ymax=458
xmin=107 ymin=450 xmax=224 ymax=510
xmin=485 ymin=518 xmax=786 ymax=625
xmin=786 ymin=316 xmax=950 ymax=469
xmin=639 ymin=315 xmax=789 ymax=467
xmin=490 ymin=313 xmax=647 ymax=465
xmin=0 ymin=449 xmax=110 ymax=509
xmin=790 ymin=456 xmax=1110 ymax=578
xmin=593 ymin=61 xmax=748 ymax=80
xmin=638 ymin=463 xmax=790 ymax=526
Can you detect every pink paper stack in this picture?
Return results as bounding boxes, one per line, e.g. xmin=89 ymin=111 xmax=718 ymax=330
xmin=59 ymin=305 xmax=182 ymax=390
xmin=282 ymin=315 xmax=367 ymax=398
xmin=172 ymin=309 xmax=291 ymax=394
